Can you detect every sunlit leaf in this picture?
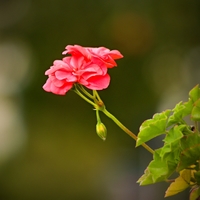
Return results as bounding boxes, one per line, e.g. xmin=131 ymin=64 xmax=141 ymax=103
xmin=177 ymin=133 xmax=200 ymax=171
xmin=156 ymin=125 xmax=185 ymax=162
xmin=136 ymin=110 xmax=171 ymax=147
xmin=163 ymin=125 xmax=185 ymax=144
xmin=137 ymin=149 xmax=177 ymax=185
xmin=167 ymin=100 xmax=193 ymax=127
xmin=137 ymin=84 xmax=200 ymax=198
xmin=194 ymin=171 xmax=200 ymax=185
xmin=189 ymin=84 xmax=200 ymax=103
xmin=190 ymin=186 xmax=200 ymax=200
xmin=137 ymin=168 xmax=153 ymax=185
xmin=165 ymin=169 xmax=191 ymax=197
xmin=191 ymin=99 xmax=200 ymax=121
xmin=167 ymin=85 xmax=199 ymax=127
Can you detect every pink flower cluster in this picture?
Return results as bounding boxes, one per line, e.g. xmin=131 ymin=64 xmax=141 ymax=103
xmin=43 ymin=45 xmax=123 ymax=95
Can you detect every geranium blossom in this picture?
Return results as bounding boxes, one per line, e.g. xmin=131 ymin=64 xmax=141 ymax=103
xmin=43 ymin=56 xmax=110 ymax=95
xmin=62 ymin=45 xmax=123 ymax=68
xmin=43 ymin=45 xmax=123 ymax=95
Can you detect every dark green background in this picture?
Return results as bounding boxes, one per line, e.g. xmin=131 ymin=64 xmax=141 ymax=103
xmin=0 ymin=0 xmax=200 ymax=199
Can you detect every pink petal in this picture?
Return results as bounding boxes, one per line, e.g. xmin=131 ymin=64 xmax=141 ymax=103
xmin=45 ymin=60 xmax=71 ymax=75
xmin=43 ymin=78 xmax=52 ymax=92
xmin=51 ymin=83 xmax=73 ymax=95
xmin=69 ymin=56 xmax=85 ymax=69
xmin=63 ymin=45 xmax=90 ymax=58
xmin=80 ymin=74 xmax=110 ymax=90
xmin=49 ymin=76 xmax=65 ymax=87
xmin=43 ymin=77 xmax=73 ymax=95
xmin=88 ymin=47 xmax=123 ymax=68
xmin=87 ymin=47 xmax=108 ymax=56
xmin=108 ymin=50 xmax=123 ymax=59
xmin=55 ymin=71 xmax=77 ymax=82
xmin=88 ymin=58 xmax=107 ymax=74
xmin=82 ymin=63 xmax=105 ymax=74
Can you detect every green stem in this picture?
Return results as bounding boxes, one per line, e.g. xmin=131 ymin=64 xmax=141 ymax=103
xmin=93 ymin=90 xmax=102 ymax=102
xmin=73 ymin=86 xmax=97 ymax=108
xmin=102 ymin=108 xmax=154 ymax=154
xmin=96 ymin=109 xmax=101 ymax=122
xmin=74 ymin=88 xmax=154 ymax=154
xmin=78 ymin=85 xmax=95 ymax=100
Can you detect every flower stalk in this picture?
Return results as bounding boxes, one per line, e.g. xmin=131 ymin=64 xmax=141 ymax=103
xmin=74 ymin=86 xmax=154 ymax=154
xmin=102 ymin=108 xmax=154 ymax=154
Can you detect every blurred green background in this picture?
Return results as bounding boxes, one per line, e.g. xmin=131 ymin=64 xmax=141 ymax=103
xmin=0 ymin=0 xmax=200 ymax=199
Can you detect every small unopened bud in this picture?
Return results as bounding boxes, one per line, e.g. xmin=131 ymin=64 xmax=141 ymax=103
xmin=96 ymin=122 xmax=107 ymax=141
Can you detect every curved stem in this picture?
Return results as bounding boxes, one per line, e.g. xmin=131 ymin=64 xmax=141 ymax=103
xmin=73 ymin=88 xmax=154 ymax=154
xmin=93 ymin=90 xmax=102 ymax=102
xmin=73 ymin=86 xmax=97 ymax=108
xmin=102 ymin=108 xmax=154 ymax=154
xmin=78 ymin=85 xmax=95 ymax=100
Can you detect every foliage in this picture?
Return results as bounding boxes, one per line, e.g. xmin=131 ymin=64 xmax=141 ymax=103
xmin=136 ymin=84 xmax=200 ymax=199
xmin=43 ymin=44 xmax=200 ymax=199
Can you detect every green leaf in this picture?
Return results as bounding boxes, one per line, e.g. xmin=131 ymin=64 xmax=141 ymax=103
xmin=167 ymin=100 xmax=193 ymax=127
xmin=191 ymin=99 xmax=200 ymax=121
xmin=159 ymin=125 xmax=185 ymax=161
xmin=189 ymin=84 xmax=200 ymax=103
xmin=137 ymin=125 xmax=189 ymax=186
xmin=137 ymin=149 xmax=177 ymax=185
xmin=177 ymin=132 xmax=200 ymax=171
xmin=137 ymin=85 xmax=200 ymax=192
xmin=165 ymin=169 xmax=191 ymax=197
xmin=136 ymin=110 xmax=171 ymax=147
xmin=164 ymin=125 xmax=185 ymax=144
xmin=194 ymin=171 xmax=200 ymax=185
xmin=190 ymin=186 xmax=200 ymax=200
xmin=137 ymin=168 xmax=153 ymax=185
xmin=167 ymin=85 xmax=200 ymax=127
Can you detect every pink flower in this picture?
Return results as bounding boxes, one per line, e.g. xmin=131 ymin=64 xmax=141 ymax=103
xmin=62 ymin=45 xmax=123 ymax=68
xmin=43 ymin=45 xmax=123 ymax=95
xmin=43 ymin=56 xmax=110 ymax=95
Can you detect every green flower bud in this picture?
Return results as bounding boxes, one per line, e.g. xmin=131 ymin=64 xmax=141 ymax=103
xmin=96 ymin=122 xmax=107 ymax=141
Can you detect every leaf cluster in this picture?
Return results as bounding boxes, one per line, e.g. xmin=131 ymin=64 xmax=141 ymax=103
xmin=136 ymin=85 xmax=200 ymax=199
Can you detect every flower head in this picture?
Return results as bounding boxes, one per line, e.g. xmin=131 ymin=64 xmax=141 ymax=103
xmin=43 ymin=44 xmax=123 ymax=95
xmin=43 ymin=56 xmax=110 ymax=95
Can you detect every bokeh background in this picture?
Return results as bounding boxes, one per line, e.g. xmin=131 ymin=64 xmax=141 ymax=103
xmin=0 ymin=0 xmax=200 ymax=199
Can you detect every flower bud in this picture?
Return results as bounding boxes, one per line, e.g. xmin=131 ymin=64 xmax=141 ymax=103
xmin=96 ymin=122 xmax=107 ymax=141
